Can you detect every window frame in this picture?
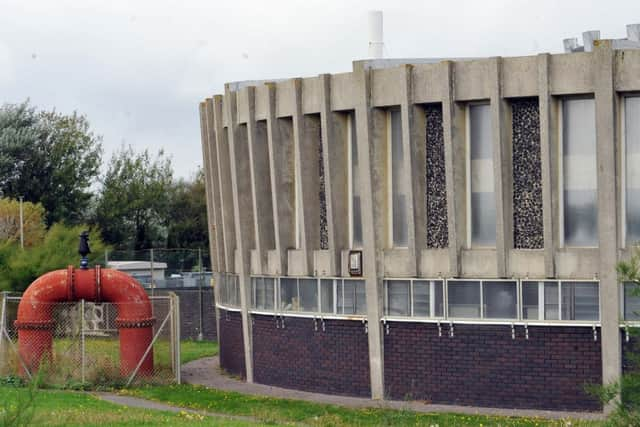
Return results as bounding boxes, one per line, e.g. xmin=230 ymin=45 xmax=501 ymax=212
xmin=521 ymin=280 xmax=600 ymax=322
xmin=383 ymin=278 xmax=446 ymax=319
xmin=465 ymin=101 xmax=496 ymax=248
xmin=386 ymin=107 xmax=408 ymax=249
xmin=558 ymin=95 xmax=598 ymax=248
xmin=621 ymin=93 xmax=640 ymax=248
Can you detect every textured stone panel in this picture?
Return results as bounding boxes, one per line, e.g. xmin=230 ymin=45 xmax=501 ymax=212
xmin=425 ymin=105 xmax=448 ymax=248
xmin=252 ymin=314 xmax=371 ymax=397
xmin=218 ymin=308 xmax=246 ymax=378
xmin=512 ymin=98 xmax=543 ymax=249
xmin=384 ymin=323 xmax=602 ymax=411
xmin=319 ymin=133 xmax=328 ymax=249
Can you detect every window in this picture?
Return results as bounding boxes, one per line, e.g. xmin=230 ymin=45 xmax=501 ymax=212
xmin=220 ymin=274 xmax=240 ymax=307
xmin=561 ymin=97 xmax=597 ymax=247
xmin=384 ymin=279 xmax=444 ymax=317
xmin=299 ymin=278 xmax=318 ymax=312
xmin=482 ymin=281 xmax=517 ymax=319
xmin=348 ymin=113 xmax=363 ymax=248
xmin=448 ymin=280 xmax=517 ymax=319
xmin=387 ymin=108 xmax=408 ymax=247
xmin=468 ymin=103 xmax=496 ymax=247
xmin=522 ymin=281 xmax=599 ymax=321
xmin=339 ymin=279 xmax=367 ymax=315
xmin=623 ymin=282 xmax=640 ymax=321
xmin=320 ymin=279 xmax=335 ymax=313
xmin=251 ymin=277 xmax=275 ymax=310
xmin=280 ymin=278 xmax=298 ymax=311
xmin=625 ymin=96 xmax=640 ymax=246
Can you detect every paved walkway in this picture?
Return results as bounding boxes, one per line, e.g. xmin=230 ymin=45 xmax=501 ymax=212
xmin=95 ymin=392 xmax=258 ymax=423
xmin=182 ymin=356 xmax=605 ymax=421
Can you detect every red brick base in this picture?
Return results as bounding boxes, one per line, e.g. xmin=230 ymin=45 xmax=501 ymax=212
xmin=218 ymin=308 xmax=246 ymax=378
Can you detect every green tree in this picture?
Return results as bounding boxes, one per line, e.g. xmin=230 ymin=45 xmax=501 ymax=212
xmin=94 ymin=146 xmax=173 ymax=250
xmin=0 ymin=198 xmax=46 ymax=247
xmin=166 ymin=168 xmax=210 ymax=249
xmin=0 ymin=101 xmax=103 ymax=225
xmin=593 ymin=247 xmax=640 ymax=425
xmin=0 ymin=224 xmax=106 ymax=292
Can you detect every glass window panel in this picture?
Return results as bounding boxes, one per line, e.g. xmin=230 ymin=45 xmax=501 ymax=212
xmin=338 ymin=280 xmax=354 ymax=314
xmin=349 ymin=114 xmax=363 ymax=248
xmin=390 ymin=108 xmax=408 ymax=247
xmin=413 ymin=281 xmax=430 ymax=317
xmin=562 ymin=98 xmax=597 ymax=247
xmin=320 ymin=279 xmax=334 ymax=314
xmin=387 ymin=280 xmax=410 ymax=316
xmin=469 ymin=104 xmax=496 ymax=247
xmin=299 ymin=279 xmax=318 ymax=312
xmin=522 ymin=281 xmax=540 ymax=320
xmin=624 ymin=282 xmax=640 ymax=321
xmin=483 ymin=281 xmax=517 ymax=319
xmin=544 ymin=282 xmax=559 ymax=320
xmin=354 ymin=280 xmax=367 ymax=314
xmin=433 ymin=280 xmax=444 ymax=317
xmin=561 ymin=281 xmax=599 ymax=321
xmin=251 ymin=277 xmax=261 ymax=309
xmin=264 ymin=278 xmax=275 ymax=310
xmin=626 ymin=97 xmax=640 ymax=245
xmin=447 ymin=280 xmax=481 ymax=318
xmin=280 ymin=278 xmax=298 ymax=311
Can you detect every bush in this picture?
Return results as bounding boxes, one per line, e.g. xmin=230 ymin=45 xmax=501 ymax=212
xmin=0 ymin=224 xmax=107 ymax=292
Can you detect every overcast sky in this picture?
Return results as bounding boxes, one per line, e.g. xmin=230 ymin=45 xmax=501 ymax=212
xmin=0 ymin=0 xmax=637 ymax=178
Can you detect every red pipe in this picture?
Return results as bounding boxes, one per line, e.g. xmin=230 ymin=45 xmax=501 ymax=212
xmin=15 ymin=266 xmax=154 ymax=377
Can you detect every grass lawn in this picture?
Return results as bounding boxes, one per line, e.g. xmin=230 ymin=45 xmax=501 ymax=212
xmin=126 ymin=384 xmax=603 ymax=427
xmin=0 ymin=385 xmax=258 ymax=426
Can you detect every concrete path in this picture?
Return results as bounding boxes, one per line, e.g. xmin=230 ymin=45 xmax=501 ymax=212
xmin=94 ymin=392 xmax=258 ymax=423
xmin=182 ymin=356 xmax=606 ymax=421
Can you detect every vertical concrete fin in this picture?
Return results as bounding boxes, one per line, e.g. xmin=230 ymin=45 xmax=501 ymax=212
xmin=537 ymin=53 xmax=556 ymax=278
xmin=224 ymin=86 xmax=254 ymax=382
xmin=442 ymin=61 xmax=463 ymax=276
xmin=199 ymin=101 xmax=219 ymax=272
xmin=401 ymin=64 xmax=421 ymax=275
xmin=319 ymin=74 xmax=346 ymax=274
xmin=202 ymin=100 xmax=225 ymax=273
xmin=490 ymin=57 xmax=511 ymax=277
xmin=246 ymin=86 xmax=276 ymax=274
xmin=594 ymin=41 xmax=621 ymax=408
xmin=354 ymin=67 xmax=385 ymax=400
xmin=212 ymin=95 xmax=236 ymax=273
xmin=265 ymin=83 xmax=294 ymax=275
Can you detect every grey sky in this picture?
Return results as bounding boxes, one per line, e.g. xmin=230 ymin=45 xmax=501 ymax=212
xmin=0 ymin=0 xmax=637 ymax=178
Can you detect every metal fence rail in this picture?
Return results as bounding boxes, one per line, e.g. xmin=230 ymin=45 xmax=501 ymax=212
xmin=0 ymin=292 xmax=180 ymax=386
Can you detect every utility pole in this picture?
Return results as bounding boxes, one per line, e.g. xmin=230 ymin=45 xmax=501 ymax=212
xmin=19 ymin=196 xmax=24 ymax=249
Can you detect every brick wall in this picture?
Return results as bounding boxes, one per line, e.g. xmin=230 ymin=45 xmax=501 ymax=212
xmin=218 ymin=308 xmax=246 ymax=378
xmin=154 ymin=288 xmax=217 ymax=340
xmin=252 ymin=315 xmax=371 ymax=397
xmin=384 ymin=322 xmax=602 ymax=411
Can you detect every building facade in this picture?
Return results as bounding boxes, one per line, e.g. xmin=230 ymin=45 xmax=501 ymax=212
xmin=199 ymin=34 xmax=640 ymax=412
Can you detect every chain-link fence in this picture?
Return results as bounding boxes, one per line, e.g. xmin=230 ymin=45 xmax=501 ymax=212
xmin=93 ymin=248 xmax=212 ymax=290
xmin=0 ymin=292 xmax=180 ymax=387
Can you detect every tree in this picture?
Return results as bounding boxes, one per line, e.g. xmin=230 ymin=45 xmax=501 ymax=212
xmin=94 ymin=146 xmax=173 ymax=250
xmin=166 ymin=168 xmax=210 ymax=249
xmin=593 ymin=247 xmax=640 ymax=425
xmin=0 ymin=101 xmax=103 ymax=225
xmin=0 ymin=198 xmax=46 ymax=248
xmin=0 ymin=224 xmax=107 ymax=292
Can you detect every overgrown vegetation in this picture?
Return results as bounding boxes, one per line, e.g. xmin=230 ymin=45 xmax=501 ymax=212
xmin=0 ymin=224 xmax=107 ymax=291
xmin=593 ymin=247 xmax=640 ymax=425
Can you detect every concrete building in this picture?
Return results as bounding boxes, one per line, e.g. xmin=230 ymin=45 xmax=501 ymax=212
xmin=199 ymin=26 xmax=640 ymax=412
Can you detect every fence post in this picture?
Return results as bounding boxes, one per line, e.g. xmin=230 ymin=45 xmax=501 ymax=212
xmin=150 ymin=248 xmax=155 ymax=297
xmin=0 ymin=292 xmax=7 ymax=369
xmin=175 ymin=292 xmax=181 ymax=384
xmin=198 ymin=248 xmax=204 ymax=341
xmin=81 ymin=299 xmax=86 ymax=385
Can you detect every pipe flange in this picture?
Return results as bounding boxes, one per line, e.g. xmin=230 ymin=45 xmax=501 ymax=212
xmin=94 ymin=265 xmax=101 ymax=303
xmin=115 ymin=317 xmax=156 ymax=328
xmin=14 ymin=319 xmax=55 ymax=330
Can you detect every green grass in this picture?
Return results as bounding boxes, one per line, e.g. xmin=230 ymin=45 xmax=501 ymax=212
xmin=0 ymin=385 xmax=260 ymax=426
xmin=126 ymin=384 xmax=603 ymax=427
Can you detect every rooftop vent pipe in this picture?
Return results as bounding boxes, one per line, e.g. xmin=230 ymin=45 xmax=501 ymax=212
xmin=582 ymin=30 xmax=601 ymax=52
xmin=628 ymin=24 xmax=640 ymax=42
xmin=368 ymin=10 xmax=384 ymax=59
xmin=563 ymin=37 xmax=579 ymax=53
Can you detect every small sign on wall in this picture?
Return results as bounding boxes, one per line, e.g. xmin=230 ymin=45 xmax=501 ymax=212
xmin=349 ymin=250 xmax=363 ymax=277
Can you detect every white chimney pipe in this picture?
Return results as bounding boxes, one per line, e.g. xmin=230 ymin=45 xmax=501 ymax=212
xmin=563 ymin=37 xmax=579 ymax=53
xmin=627 ymin=24 xmax=640 ymax=42
xmin=368 ymin=10 xmax=384 ymax=59
xmin=582 ymin=30 xmax=600 ymax=52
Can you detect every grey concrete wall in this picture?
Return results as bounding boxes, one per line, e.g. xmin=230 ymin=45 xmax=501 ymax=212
xmin=199 ymin=43 xmax=640 ymax=407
